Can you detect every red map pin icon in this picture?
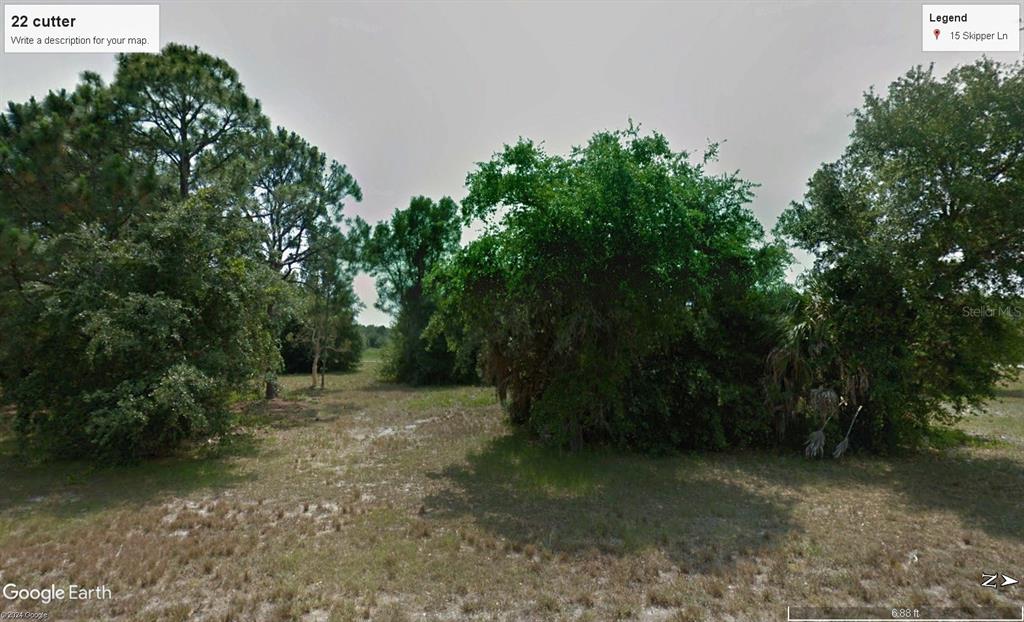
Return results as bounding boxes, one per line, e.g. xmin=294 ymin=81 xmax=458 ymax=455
xmin=933 ymin=28 xmax=941 ymax=39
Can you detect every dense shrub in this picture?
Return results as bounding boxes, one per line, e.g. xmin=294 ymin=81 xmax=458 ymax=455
xmin=434 ymin=126 xmax=788 ymax=450
xmin=0 ymin=196 xmax=281 ymax=460
xmin=383 ymin=307 xmax=479 ymax=385
xmin=622 ymin=282 xmax=797 ymax=451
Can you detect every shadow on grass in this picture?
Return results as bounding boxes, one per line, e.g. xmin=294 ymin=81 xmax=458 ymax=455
xmin=0 ymin=411 xmax=268 ymax=521
xmin=236 ymin=397 xmax=352 ymax=429
xmin=360 ymin=377 xmax=486 ymax=393
xmin=424 ymin=432 xmax=797 ymax=572
xmin=361 ymin=380 xmax=433 ymax=394
xmin=424 ymin=427 xmax=1024 ymax=570
xmin=994 ymin=388 xmax=1024 ymax=399
xmin=745 ymin=450 xmax=1024 ymax=543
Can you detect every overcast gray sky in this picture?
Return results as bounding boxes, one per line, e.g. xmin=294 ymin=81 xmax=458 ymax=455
xmin=2 ymin=1 xmax=1020 ymax=325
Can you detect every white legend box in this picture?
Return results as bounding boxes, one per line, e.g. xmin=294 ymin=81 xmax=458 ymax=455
xmin=922 ymin=4 xmax=1021 ymax=52
xmin=4 ymin=4 xmax=159 ymax=53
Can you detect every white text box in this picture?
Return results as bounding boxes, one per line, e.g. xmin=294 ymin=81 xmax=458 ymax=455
xmin=5 ymin=4 xmax=159 ymax=53
xmin=922 ymin=4 xmax=1020 ymax=52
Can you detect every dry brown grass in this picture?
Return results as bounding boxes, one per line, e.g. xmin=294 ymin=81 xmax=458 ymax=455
xmin=1 ymin=360 xmax=1022 ymax=620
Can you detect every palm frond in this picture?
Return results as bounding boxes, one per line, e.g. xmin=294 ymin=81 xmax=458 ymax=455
xmin=805 ymin=419 xmax=829 ymax=458
xmin=832 ymin=436 xmax=850 ymax=458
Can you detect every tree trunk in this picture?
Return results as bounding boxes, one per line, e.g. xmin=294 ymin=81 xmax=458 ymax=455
xmin=178 ymin=149 xmax=190 ymax=198
xmin=264 ymin=300 xmax=277 ymax=399
xmin=311 ymin=352 xmax=320 ymax=389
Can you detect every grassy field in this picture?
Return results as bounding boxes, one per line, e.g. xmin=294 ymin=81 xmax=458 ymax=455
xmin=1 ymin=355 xmax=1022 ymax=621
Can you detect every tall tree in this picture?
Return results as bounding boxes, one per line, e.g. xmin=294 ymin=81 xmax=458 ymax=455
xmin=241 ymin=127 xmax=362 ymax=397
xmin=1 ymin=73 xmax=165 ymax=397
xmin=1 ymin=72 xmax=162 ymax=239
xmin=113 ymin=43 xmax=267 ymax=198
xmin=244 ymin=127 xmax=362 ymax=279
xmin=360 ymin=196 xmax=469 ymax=384
xmin=775 ymin=59 xmax=1024 ymax=451
xmin=227 ymin=127 xmax=360 ymax=399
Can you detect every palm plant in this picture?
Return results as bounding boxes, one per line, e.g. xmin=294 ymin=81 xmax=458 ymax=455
xmin=767 ymin=291 xmax=870 ymax=457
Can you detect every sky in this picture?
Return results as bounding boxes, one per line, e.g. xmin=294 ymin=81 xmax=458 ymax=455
xmin=2 ymin=0 xmax=1020 ymax=325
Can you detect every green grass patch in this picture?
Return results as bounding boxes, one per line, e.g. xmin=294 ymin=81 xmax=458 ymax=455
xmin=405 ymin=386 xmax=495 ymax=411
xmin=924 ymin=426 xmax=1002 ymax=450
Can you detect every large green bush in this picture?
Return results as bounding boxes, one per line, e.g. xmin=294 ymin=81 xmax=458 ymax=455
xmin=434 ymin=126 xmax=788 ymax=450
xmin=1 ymin=195 xmax=281 ymax=460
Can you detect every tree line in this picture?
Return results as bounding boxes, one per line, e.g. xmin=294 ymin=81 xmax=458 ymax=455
xmin=1 ymin=46 xmax=1021 ymax=461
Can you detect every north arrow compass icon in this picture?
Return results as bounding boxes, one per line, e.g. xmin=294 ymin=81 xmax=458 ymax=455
xmin=981 ymin=573 xmax=1019 ymax=588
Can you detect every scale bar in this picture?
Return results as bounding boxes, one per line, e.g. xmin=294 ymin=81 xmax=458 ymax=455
xmin=787 ymin=605 xmax=1024 ymax=622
